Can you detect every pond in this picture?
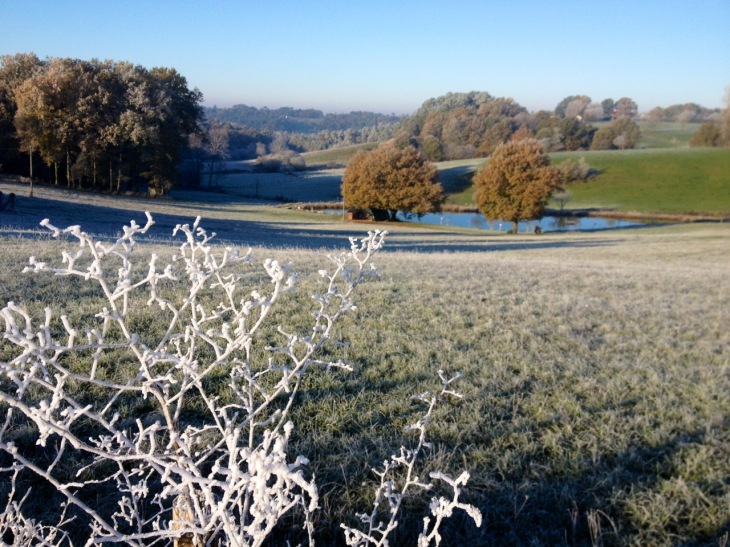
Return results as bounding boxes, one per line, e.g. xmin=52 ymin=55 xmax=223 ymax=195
xmin=323 ymin=210 xmax=651 ymax=232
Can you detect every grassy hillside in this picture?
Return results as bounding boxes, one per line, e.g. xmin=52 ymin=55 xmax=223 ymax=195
xmin=299 ymin=123 xmax=715 ymax=209
xmin=552 ymin=147 xmax=730 ymax=214
xmin=217 ymin=169 xmax=345 ymax=202
xmin=591 ymin=121 xmax=702 ymax=149
xmin=1 ymin=189 xmax=729 ymax=546
xmin=447 ymin=148 xmax=730 ymax=214
xmin=302 ymin=143 xmax=379 ymax=167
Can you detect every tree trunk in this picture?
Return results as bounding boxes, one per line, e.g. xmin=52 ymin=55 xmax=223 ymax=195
xmin=93 ymin=159 xmax=97 ymax=189
xmin=66 ymin=152 xmax=71 ymax=188
xmin=110 ymin=159 xmax=113 ymax=193
xmin=208 ymin=156 xmax=215 ymax=189
xmin=128 ymin=157 xmax=134 ymax=193
xmin=54 ymin=162 xmax=58 ymax=186
xmin=28 ymin=146 xmax=34 ymax=198
xmin=370 ymin=208 xmax=389 ymax=222
xmin=117 ymin=152 xmax=122 ymax=193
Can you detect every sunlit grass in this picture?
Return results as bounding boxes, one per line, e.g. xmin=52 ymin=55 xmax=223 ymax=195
xmin=552 ymin=147 xmax=730 ymax=213
xmin=446 ymin=148 xmax=730 ymax=215
xmin=1 ymin=218 xmax=729 ymax=545
xmin=302 ymin=143 xmax=379 ymax=167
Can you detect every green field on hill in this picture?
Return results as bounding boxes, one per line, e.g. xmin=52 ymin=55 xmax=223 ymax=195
xmin=301 ymin=123 xmax=718 ymax=212
xmin=593 ymin=121 xmax=702 ymax=149
xmin=302 ymin=142 xmax=379 ymax=167
xmin=553 ymin=147 xmax=730 ymax=214
xmin=446 ymin=147 xmax=730 ymax=214
xmin=232 ymin=123 xmax=729 ymax=217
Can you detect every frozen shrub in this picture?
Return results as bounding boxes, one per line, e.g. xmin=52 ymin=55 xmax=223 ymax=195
xmin=0 ymin=214 xmax=480 ymax=546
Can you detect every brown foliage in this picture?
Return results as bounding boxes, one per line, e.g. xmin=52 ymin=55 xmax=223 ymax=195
xmin=689 ymin=123 xmax=721 ymax=147
xmin=476 ymin=119 xmax=515 ymax=157
xmin=341 ymin=143 xmax=443 ymax=220
xmin=511 ymin=126 xmax=533 ymax=142
xmin=590 ymin=117 xmax=640 ymax=150
xmin=415 ymin=97 xmax=525 ymax=159
xmin=473 ymin=139 xmax=561 ymax=231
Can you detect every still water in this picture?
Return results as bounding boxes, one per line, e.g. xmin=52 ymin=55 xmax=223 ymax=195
xmin=323 ymin=211 xmax=649 ymax=232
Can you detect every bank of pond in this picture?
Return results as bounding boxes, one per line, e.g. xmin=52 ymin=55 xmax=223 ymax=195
xmin=322 ymin=210 xmax=652 ymax=232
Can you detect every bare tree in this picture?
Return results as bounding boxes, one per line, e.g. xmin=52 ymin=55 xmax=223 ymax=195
xmin=721 ymin=85 xmax=730 ymax=146
xmin=583 ymin=102 xmax=605 ymax=122
xmin=677 ymin=109 xmax=696 ymax=130
xmin=565 ymin=98 xmax=590 ymax=120
xmin=645 ymin=107 xmax=664 ymax=130
xmin=205 ymin=123 xmax=230 ymax=188
xmin=269 ymin=132 xmax=289 ymax=154
xmin=612 ymin=133 xmax=628 ymax=150
xmin=615 ymin=98 xmax=638 ymax=118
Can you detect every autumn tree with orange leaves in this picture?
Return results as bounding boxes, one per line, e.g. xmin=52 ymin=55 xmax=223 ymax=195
xmin=474 ymin=139 xmax=561 ymax=232
xmin=342 ymin=143 xmax=444 ymax=221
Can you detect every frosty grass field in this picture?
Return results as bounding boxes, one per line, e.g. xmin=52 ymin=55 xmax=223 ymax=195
xmin=0 ymin=180 xmax=729 ymax=545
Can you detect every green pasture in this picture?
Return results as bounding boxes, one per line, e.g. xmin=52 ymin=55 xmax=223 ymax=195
xmin=302 ymin=143 xmax=379 ymax=167
xmin=0 ymin=186 xmax=729 ymax=546
xmin=439 ymin=159 xmax=487 ymax=205
xmin=217 ymin=169 xmax=346 ymax=202
xmin=591 ymin=121 xmax=702 ymax=149
xmin=296 ymin=123 xmax=723 ymax=214
xmin=446 ymin=148 xmax=730 ymax=215
xmin=552 ymin=147 xmax=730 ymax=214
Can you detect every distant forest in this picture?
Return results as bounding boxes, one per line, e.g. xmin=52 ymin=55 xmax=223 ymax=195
xmin=203 ymin=105 xmax=400 ymax=133
xmin=211 ymin=93 xmax=725 ymax=165
xmin=393 ymin=91 xmax=640 ymax=161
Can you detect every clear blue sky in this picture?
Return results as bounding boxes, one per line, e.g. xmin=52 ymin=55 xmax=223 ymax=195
xmin=2 ymin=0 xmax=728 ymax=115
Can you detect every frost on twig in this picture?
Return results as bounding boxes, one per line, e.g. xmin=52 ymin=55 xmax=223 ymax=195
xmin=341 ymin=371 xmax=482 ymax=547
xmin=0 ymin=468 xmax=73 ymax=546
xmin=0 ymin=213 xmax=387 ymax=546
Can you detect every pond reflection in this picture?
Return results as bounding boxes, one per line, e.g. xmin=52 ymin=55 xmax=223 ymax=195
xmin=323 ymin=210 xmax=651 ymax=232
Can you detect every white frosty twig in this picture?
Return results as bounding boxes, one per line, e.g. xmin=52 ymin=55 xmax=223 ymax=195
xmin=1 ymin=213 xmax=387 ymax=546
xmin=341 ymin=371 xmax=482 ymax=547
xmin=1 ymin=213 xmax=478 ymax=546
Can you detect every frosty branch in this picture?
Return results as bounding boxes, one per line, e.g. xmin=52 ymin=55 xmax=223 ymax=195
xmin=0 ymin=213 xmax=479 ymax=546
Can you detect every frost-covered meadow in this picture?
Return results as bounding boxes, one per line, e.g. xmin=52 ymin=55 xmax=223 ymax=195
xmin=0 ymin=182 xmax=729 ymax=545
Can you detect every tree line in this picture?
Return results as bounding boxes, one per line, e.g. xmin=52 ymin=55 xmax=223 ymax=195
xmin=393 ymin=91 xmax=643 ymax=162
xmin=0 ymin=53 xmax=203 ymax=196
xmin=645 ymin=102 xmax=722 ymax=125
xmin=203 ymin=104 xmax=400 ymax=133
xmin=186 ymin=118 xmax=397 ymax=180
xmin=688 ymin=86 xmax=730 ymax=148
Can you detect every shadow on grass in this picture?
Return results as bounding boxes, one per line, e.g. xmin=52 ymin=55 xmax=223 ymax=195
xmin=439 ymin=164 xmax=479 ymax=194
xmin=0 ymin=190 xmax=627 ymax=254
xmin=460 ymin=421 xmax=730 ymax=547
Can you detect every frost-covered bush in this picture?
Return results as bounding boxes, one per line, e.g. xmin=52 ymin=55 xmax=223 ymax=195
xmin=0 ymin=214 xmax=480 ymax=546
